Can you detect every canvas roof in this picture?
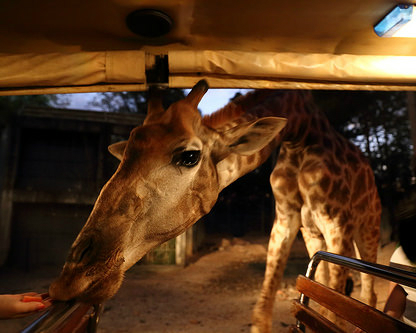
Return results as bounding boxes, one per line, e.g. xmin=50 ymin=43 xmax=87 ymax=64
xmin=1 ymin=0 xmax=416 ymax=94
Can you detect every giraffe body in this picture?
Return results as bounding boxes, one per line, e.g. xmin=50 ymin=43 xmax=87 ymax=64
xmin=248 ymin=91 xmax=381 ymax=332
xmin=49 ymin=82 xmax=380 ymax=333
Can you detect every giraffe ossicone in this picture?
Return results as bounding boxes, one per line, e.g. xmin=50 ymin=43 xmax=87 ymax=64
xmin=49 ymin=81 xmax=380 ymax=333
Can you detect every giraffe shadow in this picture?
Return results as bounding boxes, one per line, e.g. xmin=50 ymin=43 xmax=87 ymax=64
xmin=283 ymin=258 xmax=309 ymax=277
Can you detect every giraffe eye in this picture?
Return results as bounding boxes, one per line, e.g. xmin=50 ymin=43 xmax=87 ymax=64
xmin=174 ymin=150 xmax=201 ymax=168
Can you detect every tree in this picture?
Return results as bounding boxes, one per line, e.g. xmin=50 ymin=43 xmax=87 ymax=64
xmin=313 ymin=90 xmax=413 ymax=225
xmin=0 ymin=95 xmax=53 ymax=128
xmin=88 ymin=89 xmax=186 ymax=114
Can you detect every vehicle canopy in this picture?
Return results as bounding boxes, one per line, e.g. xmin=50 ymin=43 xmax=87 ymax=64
xmin=1 ymin=0 xmax=416 ymax=95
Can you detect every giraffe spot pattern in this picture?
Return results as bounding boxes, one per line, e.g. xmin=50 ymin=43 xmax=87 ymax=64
xmin=339 ymin=210 xmax=351 ymax=226
xmin=247 ymin=154 xmax=255 ymax=164
xmin=328 ymin=179 xmax=349 ymax=205
xmin=307 ymin=146 xmax=325 ymax=156
xmin=319 ymin=176 xmax=331 ymax=193
xmin=322 ymin=135 xmax=333 ymax=151
xmin=205 ymin=89 xmax=380 ymax=327
xmin=345 ymin=151 xmax=361 ymax=172
xmin=332 ymin=236 xmax=340 ymax=246
xmin=351 ymin=168 xmax=367 ymax=202
xmin=310 ymin=189 xmax=326 ymax=207
xmin=325 ymin=158 xmax=342 ymax=176
xmin=343 ymin=168 xmax=352 ymax=184
xmin=289 ymin=152 xmax=300 ymax=168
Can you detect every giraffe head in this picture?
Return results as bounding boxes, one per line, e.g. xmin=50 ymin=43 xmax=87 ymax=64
xmin=49 ymin=81 xmax=287 ymax=303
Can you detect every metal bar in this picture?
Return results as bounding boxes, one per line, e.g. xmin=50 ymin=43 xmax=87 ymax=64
xmin=21 ymin=301 xmax=101 ymax=333
xmin=88 ymin=304 xmax=104 ymax=333
xmin=306 ymin=251 xmax=416 ymax=288
xmin=296 ymin=251 xmax=416 ymax=331
xmin=21 ymin=301 xmax=79 ymax=333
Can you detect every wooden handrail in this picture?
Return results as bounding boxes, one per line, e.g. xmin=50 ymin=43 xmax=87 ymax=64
xmin=292 ymin=300 xmax=345 ymax=333
xmin=296 ymin=275 xmax=416 ymax=333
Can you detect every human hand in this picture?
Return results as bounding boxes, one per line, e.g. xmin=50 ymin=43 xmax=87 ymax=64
xmin=0 ymin=292 xmax=51 ymax=319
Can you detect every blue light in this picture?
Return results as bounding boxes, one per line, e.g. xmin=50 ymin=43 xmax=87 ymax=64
xmin=374 ymin=4 xmax=413 ymax=37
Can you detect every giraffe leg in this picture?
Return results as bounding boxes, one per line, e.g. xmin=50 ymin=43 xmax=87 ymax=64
xmin=300 ymin=209 xmax=334 ymax=321
xmin=326 ymin=240 xmax=354 ymax=289
xmin=353 ymin=216 xmax=380 ymax=307
xmin=251 ymin=213 xmax=301 ymax=333
xmin=323 ymin=224 xmax=355 ymax=326
xmin=300 ymin=227 xmax=328 ymax=285
xmin=300 ymin=207 xmax=328 ymax=285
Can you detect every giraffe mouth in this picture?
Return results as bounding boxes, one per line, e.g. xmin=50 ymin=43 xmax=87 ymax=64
xmin=77 ymin=269 xmax=124 ymax=303
xmin=76 ymin=255 xmax=126 ymax=302
xmin=50 ymin=253 xmax=126 ymax=303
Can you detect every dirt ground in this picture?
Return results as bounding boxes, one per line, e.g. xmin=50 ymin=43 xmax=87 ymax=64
xmin=0 ymin=235 xmax=394 ymax=333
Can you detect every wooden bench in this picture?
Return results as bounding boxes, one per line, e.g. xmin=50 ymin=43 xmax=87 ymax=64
xmin=290 ymin=251 xmax=416 ymax=333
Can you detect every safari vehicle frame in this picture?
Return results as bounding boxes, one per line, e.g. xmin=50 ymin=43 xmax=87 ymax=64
xmin=1 ymin=1 xmax=416 ymax=332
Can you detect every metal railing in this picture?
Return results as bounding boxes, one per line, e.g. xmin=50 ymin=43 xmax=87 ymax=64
xmin=21 ymin=301 xmax=102 ymax=333
xmin=297 ymin=251 xmax=416 ymax=331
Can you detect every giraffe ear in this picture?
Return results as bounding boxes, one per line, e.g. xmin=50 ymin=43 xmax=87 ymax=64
xmin=108 ymin=141 xmax=127 ymax=161
xmin=223 ymin=117 xmax=287 ymax=156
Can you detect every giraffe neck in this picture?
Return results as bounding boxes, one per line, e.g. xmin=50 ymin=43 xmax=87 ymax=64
xmin=257 ymin=90 xmax=331 ymax=147
xmin=203 ymin=90 xmax=319 ymax=188
xmin=204 ymin=90 xmax=341 ymax=190
xmin=204 ymin=89 xmax=330 ymax=148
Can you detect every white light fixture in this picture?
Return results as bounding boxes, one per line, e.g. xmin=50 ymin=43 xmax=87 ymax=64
xmin=374 ymin=4 xmax=416 ymax=37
